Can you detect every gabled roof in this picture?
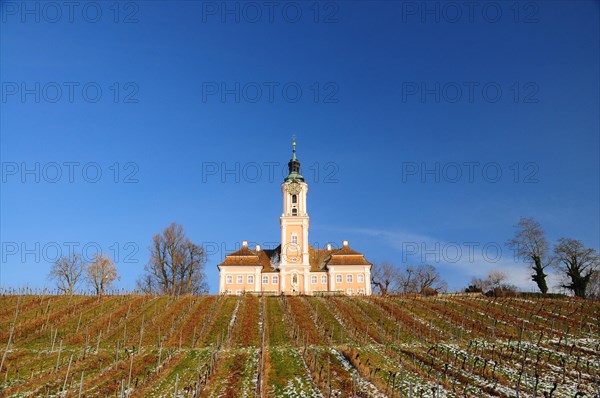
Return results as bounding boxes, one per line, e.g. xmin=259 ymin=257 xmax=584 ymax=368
xmin=219 ymin=246 xmax=262 ymax=267
xmin=309 ymin=246 xmax=331 ymax=272
xmin=219 ymin=245 xmax=277 ymax=272
xmin=218 ymin=242 xmax=371 ymax=272
xmin=326 ymin=245 xmax=372 ymax=266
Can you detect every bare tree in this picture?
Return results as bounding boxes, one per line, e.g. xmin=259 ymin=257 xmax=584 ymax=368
xmin=414 ymin=264 xmax=447 ymax=293
xmin=466 ymin=277 xmax=489 ymax=293
xmin=553 ymin=238 xmax=599 ymax=298
xmin=136 ymin=274 xmax=157 ymax=295
xmin=49 ymin=253 xmax=85 ymax=295
xmin=136 ymin=222 xmax=208 ymax=295
xmin=467 ymin=270 xmax=516 ymax=295
xmin=586 ymin=270 xmax=600 ymax=299
xmin=397 ymin=264 xmax=417 ymax=294
xmin=507 ymin=217 xmax=550 ymax=294
xmin=488 ymin=270 xmax=507 ymax=290
xmin=397 ymin=264 xmax=447 ymax=294
xmin=371 ymin=262 xmax=398 ymax=295
xmin=86 ymin=254 xmax=119 ymax=295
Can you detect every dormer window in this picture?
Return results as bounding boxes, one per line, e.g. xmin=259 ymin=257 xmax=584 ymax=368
xmin=292 ymin=194 xmax=297 ymax=204
xmin=292 ymin=208 xmax=298 ymax=216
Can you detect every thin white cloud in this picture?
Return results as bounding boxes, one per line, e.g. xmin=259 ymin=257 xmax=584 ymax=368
xmin=319 ymin=225 xmax=560 ymax=292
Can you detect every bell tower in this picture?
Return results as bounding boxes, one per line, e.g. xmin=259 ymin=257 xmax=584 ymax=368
xmin=279 ymin=136 xmax=310 ymax=293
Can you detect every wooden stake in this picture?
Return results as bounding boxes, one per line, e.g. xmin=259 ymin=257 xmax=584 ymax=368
xmin=173 ymin=373 xmax=179 ymax=397
xmin=139 ymin=325 xmax=144 ymax=351
xmin=96 ymin=331 xmax=102 ymax=354
xmin=78 ymin=371 xmax=84 ymax=398
xmin=76 ymin=312 xmax=83 ymax=334
xmin=127 ymin=353 xmax=134 ymax=392
xmin=115 ymin=341 xmax=120 ymax=369
xmin=51 ymin=328 xmax=58 ymax=352
xmin=0 ymin=327 xmax=14 ymax=372
xmin=62 ymin=354 xmax=73 ymax=392
xmin=55 ymin=340 xmax=63 ymax=371
xmin=157 ymin=344 xmax=162 ymax=371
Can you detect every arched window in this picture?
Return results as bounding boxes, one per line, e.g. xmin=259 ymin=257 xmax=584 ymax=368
xmin=292 ymin=194 xmax=297 ymax=203
xmin=292 ymin=208 xmax=298 ymax=216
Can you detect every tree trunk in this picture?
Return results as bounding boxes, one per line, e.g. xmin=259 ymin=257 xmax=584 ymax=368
xmin=531 ymin=259 xmax=548 ymax=294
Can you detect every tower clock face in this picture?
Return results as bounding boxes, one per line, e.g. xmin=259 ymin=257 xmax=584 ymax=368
xmin=288 ymin=181 xmax=301 ymax=194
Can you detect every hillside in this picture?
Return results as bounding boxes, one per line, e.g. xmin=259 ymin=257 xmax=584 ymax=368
xmin=0 ymin=294 xmax=598 ymax=397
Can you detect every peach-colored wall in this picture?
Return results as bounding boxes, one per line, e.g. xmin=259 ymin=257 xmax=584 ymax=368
xmin=283 ymin=273 xmax=304 ymax=293
xmin=328 ymin=266 xmax=371 ymax=295
xmin=308 ymin=273 xmax=328 ymax=291
xmin=222 ymin=275 xmax=256 ymax=294
xmin=331 ymin=278 xmax=368 ymax=294
xmin=220 ymin=265 xmax=371 ymax=295
xmin=259 ymin=273 xmax=279 ymax=287
xmin=220 ymin=268 xmax=283 ymax=294
xmin=219 ymin=265 xmax=261 ymax=294
xmin=283 ymin=225 xmax=303 ymax=262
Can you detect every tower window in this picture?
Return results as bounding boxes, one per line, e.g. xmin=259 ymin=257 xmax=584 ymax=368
xmin=292 ymin=208 xmax=298 ymax=216
xmin=291 ymin=235 xmax=298 ymax=244
xmin=292 ymin=194 xmax=297 ymax=203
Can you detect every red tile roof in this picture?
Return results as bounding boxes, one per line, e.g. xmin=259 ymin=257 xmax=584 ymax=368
xmin=326 ymin=245 xmax=372 ymax=266
xmin=218 ymin=242 xmax=371 ymax=272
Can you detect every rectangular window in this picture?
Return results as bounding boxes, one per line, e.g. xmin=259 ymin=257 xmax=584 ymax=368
xmin=358 ymin=289 xmax=365 ymax=295
xmin=336 ymin=274 xmax=342 ymax=283
xmin=291 ymin=235 xmax=298 ymax=244
xmin=273 ymin=275 xmax=279 ymax=284
xmin=347 ymin=289 xmax=354 ymax=296
xmin=357 ymin=274 xmax=364 ymax=283
xmin=262 ymin=275 xmax=269 ymax=284
xmin=248 ymin=275 xmax=254 ymax=284
xmin=236 ymin=290 xmax=243 ymax=296
xmin=311 ymin=275 xmax=317 ymax=284
xmin=321 ymin=275 xmax=327 ymax=284
xmin=226 ymin=290 xmax=232 ymax=295
xmin=347 ymin=274 xmax=353 ymax=283
xmin=226 ymin=275 xmax=233 ymax=284
xmin=237 ymin=275 xmax=243 ymax=284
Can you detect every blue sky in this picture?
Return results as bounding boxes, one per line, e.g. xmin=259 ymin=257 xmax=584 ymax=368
xmin=1 ymin=1 xmax=598 ymax=293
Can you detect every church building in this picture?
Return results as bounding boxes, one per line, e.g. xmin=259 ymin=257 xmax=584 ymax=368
xmin=217 ymin=139 xmax=372 ymax=296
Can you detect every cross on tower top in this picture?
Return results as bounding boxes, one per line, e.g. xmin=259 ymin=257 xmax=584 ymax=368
xmin=292 ymin=134 xmax=297 ymax=159
xmin=285 ymin=135 xmax=304 ymax=182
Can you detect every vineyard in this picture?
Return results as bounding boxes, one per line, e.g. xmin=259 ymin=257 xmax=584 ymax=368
xmin=0 ymin=294 xmax=598 ymax=397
